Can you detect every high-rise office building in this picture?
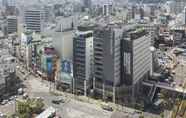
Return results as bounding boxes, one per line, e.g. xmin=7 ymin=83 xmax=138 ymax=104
xmin=24 ymin=8 xmax=44 ymax=33
xmin=103 ymin=3 xmax=113 ymax=16
xmin=83 ymin=0 xmax=92 ymax=9
xmin=2 ymin=0 xmax=16 ymax=7
xmin=73 ymin=25 xmax=94 ymax=96
xmin=3 ymin=0 xmax=17 ymax=15
xmin=7 ymin=16 xmax=17 ymax=34
xmin=139 ymin=7 xmax=144 ymax=20
xmin=121 ymin=28 xmax=151 ymax=102
xmin=174 ymin=0 xmax=186 ymax=14
xmin=93 ymin=24 xmax=122 ymax=102
xmin=132 ymin=5 xmax=136 ymax=19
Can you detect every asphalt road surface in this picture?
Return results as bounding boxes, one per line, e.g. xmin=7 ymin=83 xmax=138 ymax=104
xmin=24 ymin=75 xmax=112 ymax=118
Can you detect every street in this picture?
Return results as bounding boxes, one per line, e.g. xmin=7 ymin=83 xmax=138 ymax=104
xmin=23 ymin=73 xmax=112 ymax=118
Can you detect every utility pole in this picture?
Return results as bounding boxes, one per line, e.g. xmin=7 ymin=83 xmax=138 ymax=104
xmin=103 ymin=82 xmax=105 ymax=101
xmin=93 ymin=77 xmax=95 ymax=90
xmin=113 ymin=86 xmax=116 ymax=104
xmin=84 ymin=79 xmax=87 ymax=96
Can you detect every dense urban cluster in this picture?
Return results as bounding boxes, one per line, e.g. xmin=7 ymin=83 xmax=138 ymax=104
xmin=0 ymin=0 xmax=186 ymax=118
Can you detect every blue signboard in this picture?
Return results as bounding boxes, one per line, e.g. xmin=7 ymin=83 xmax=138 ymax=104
xmin=61 ymin=60 xmax=71 ymax=74
xmin=47 ymin=58 xmax=52 ymax=74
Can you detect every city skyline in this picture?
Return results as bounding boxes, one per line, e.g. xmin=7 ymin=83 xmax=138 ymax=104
xmin=0 ymin=0 xmax=186 ymax=118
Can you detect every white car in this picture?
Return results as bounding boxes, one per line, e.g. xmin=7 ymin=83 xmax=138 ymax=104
xmin=1 ymin=100 xmax=8 ymax=105
xmin=0 ymin=112 xmax=4 ymax=117
xmin=16 ymin=66 xmax=20 ymax=69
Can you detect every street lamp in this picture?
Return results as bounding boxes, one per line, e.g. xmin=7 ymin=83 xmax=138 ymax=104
xmin=150 ymin=46 xmax=156 ymax=76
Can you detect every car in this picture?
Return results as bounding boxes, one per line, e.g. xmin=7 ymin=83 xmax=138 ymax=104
xmin=9 ymin=96 xmax=15 ymax=101
xmin=0 ymin=112 xmax=5 ymax=118
xmin=52 ymin=98 xmax=65 ymax=104
xmin=101 ymin=104 xmax=113 ymax=111
xmin=23 ymin=93 xmax=28 ymax=99
xmin=1 ymin=100 xmax=8 ymax=105
xmin=52 ymin=100 xmax=60 ymax=104
xmin=16 ymin=66 xmax=20 ymax=69
xmin=18 ymin=88 xmax=24 ymax=95
xmin=36 ymin=97 xmax=44 ymax=101
xmin=14 ymin=96 xmax=17 ymax=99
xmin=135 ymin=110 xmax=142 ymax=114
xmin=22 ymin=71 xmax=25 ymax=75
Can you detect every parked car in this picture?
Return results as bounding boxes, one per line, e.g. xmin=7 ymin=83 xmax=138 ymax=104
xmin=52 ymin=100 xmax=60 ymax=104
xmin=1 ymin=100 xmax=8 ymax=105
xmin=23 ymin=93 xmax=28 ymax=99
xmin=101 ymin=104 xmax=113 ymax=111
xmin=52 ymin=98 xmax=65 ymax=104
xmin=18 ymin=88 xmax=24 ymax=95
xmin=0 ymin=112 xmax=6 ymax=118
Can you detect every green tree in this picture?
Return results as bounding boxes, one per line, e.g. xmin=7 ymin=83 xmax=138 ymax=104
xmin=16 ymin=98 xmax=44 ymax=118
xmin=160 ymin=112 xmax=164 ymax=118
xmin=139 ymin=115 xmax=144 ymax=118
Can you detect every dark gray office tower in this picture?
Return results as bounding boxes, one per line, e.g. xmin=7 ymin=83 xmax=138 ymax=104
xmin=121 ymin=28 xmax=151 ymax=103
xmin=132 ymin=6 xmax=136 ymax=19
xmin=7 ymin=16 xmax=17 ymax=34
xmin=139 ymin=7 xmax=144 ymax=20
xmin=73 ymin=25 xmax=94 ymax=96
xmin=93 ymin=24 xmax=122 ymax=103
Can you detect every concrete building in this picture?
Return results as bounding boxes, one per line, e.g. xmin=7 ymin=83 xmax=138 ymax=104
xmin=103 ymin=3 xmax=113 ymax=16
xmin=3 ymin=0 xmax=17 ymax=15
xmin=2 ymin=0 xmax=16 ymax=7
xmin=139 ymin=7 xmax=144 ymax=20
xmin=20 ymin=31 xmax=58 ymax=81
xmin=132 ymin=5 xmax=136 ymax=19
xmin=121 ymin=28 xmax=151 ymax=103
xmin=174 ymin=0 xmax=186 ymax=14
xmin=184 ymin=7 xmax=186 ymax=25
xmin=0 ymin=49 xmax=16 ymax=99
xmin=83 ymin=0 xmax=92 ymax=9
xmin=20 ymin=31 xmax=34 ymax=69
xmin=52 ymin=31 xmax=74 ymax=60
xmin=6 ymin=34 xmax=19 ymax=56
xmin=73 ymin=25 xmax=94 ymax=96
xmin=93 ymin=24 xmax=122 ymax=102
xmin=7 ymin=16 xmax=17 ymax=34
xmin=24 ymin=8 xmax=44 ymax=33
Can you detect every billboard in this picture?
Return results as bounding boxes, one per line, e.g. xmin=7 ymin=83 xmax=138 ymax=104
xmin=61 ymin=60 xmax=71 ymax=74
xmin=47 ymin=58 xmax=52 ymax=74
xmin=44 ymin=47 xmax=55 ymax=55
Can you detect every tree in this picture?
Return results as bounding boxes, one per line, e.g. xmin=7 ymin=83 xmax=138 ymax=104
xmin=16 ymin=98 xmax=44 ymax=118
xmin=139 ymin=115 xmax=144 ymax=118
xmin=160 ymin=112 xmax=164 ymax=118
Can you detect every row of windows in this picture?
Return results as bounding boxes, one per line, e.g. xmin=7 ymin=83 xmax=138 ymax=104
xmin=79 ymin=33 xmax=93 ymax=38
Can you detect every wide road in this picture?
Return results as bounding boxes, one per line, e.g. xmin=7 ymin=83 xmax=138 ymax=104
xmin=24 ymin=74 xmax=112 ymax=118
